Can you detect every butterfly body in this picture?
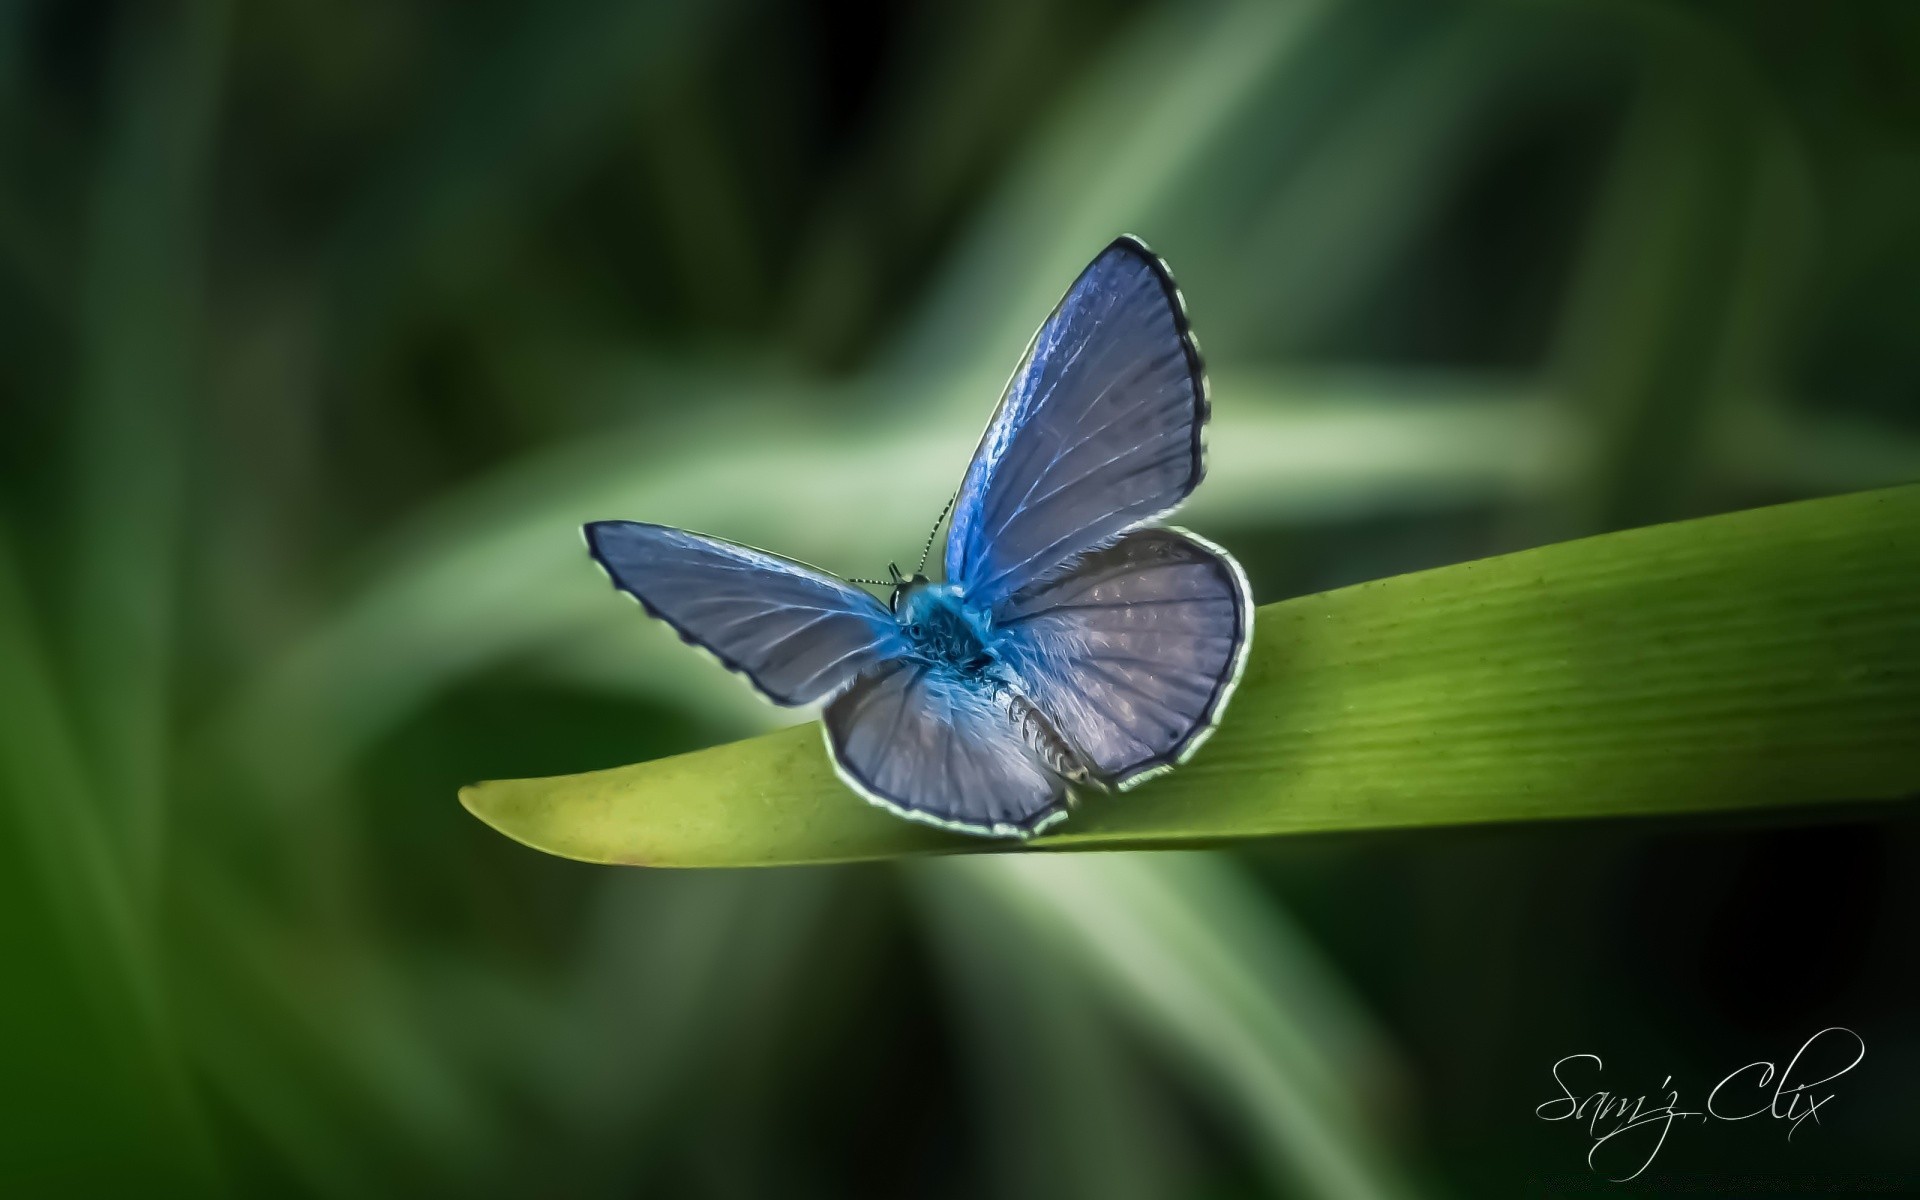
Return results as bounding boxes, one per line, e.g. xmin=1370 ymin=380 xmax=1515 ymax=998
xmin=586 ymin=236 xmax=1252 ymax=838
xmin=893 ymin=579 xmax=995 ymax=676
xmin=891 ymin=578 xmax=1100 ymax=784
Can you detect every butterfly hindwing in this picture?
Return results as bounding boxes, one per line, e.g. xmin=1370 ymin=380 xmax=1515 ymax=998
xmin=823 ymin=660 xmax=1069 ymax=836
xmin=988 ymin=527 xmax=1251 ymax=785
xmin=945 ymin=236 xmax=1207 ymax=608
xmin=584 ymin=521 xmax=908 ymax=707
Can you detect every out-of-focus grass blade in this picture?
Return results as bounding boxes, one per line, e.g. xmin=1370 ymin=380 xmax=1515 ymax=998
xmin=1545 ymin=65 xmax=1736 ymax=530
xmin=523 ymin=869 xmax=845 ymax=1193
xmin=217 ymin=376 xmax=1556 ymax=798
xmin=462 ymin=485 xmax=1920 ymax=867
xmin=921 ymin=855 xmax=1419 ymax=1200
xmin=67 ymin=0 xmax=227 ymax=887
xmin=1206 ymin=10 xmax=1514 ymax=358
xmin=1542 ymin=17 xmax=1810 ymax=533
xmin=0 ymin=532 xmax=213 ymax=1188
xmin=920 ymin=876 xmax=1199 ymax=1200
xmin=532 ymin=376 xmax=1566 ymax=724
xmin=329 ymin=0 xmax=732 ymax=346
xmin=175 ymin=856 xmax=516 ymax=1198
xmin=887 ymin=0 xmax=1337 ymax=379
xmin=1727 ymin=403 xmax=1920 ymax=495
xmin=175 ymin=860 xmax=842 ymax=1197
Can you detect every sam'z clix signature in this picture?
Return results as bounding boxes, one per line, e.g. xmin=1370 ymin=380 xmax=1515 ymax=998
xmin=1535 ymin=1027 xmax=1865 ymax=1182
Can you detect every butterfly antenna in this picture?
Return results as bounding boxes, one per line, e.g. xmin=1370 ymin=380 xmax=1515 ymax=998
xmin=914 ymin=492 xmax=957 ymax=576
xmin=844 ymin=576 xmax=891 ymax=587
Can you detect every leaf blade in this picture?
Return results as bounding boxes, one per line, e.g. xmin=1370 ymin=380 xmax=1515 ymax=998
xmin=462 ymin=485 xmax=1920 ymax=867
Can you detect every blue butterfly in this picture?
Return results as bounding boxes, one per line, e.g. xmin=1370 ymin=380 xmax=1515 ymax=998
xmin=585 ymin=237 xmax=1252 ymax=838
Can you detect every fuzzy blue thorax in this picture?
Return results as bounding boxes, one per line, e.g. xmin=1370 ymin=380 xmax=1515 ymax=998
xmin=893 ymin=580 xmax=995 ymax=675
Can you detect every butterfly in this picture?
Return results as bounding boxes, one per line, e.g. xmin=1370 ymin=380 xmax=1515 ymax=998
xmin=584 ymin=236 xmax=1252 ymax=838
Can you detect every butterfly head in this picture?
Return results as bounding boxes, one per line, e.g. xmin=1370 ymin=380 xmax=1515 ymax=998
xmin=887 ymin=562 xmax=930 ymax=613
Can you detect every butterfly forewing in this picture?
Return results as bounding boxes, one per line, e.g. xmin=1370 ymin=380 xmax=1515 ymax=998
xmin=945 ymin=236 xmax=1207 ymax=608
xmin=584 ymin=521 xmax=907 ymax=707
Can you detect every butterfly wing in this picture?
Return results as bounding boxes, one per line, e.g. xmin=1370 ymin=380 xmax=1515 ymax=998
xmin=823 ymin=661 xmax=1069 ymax=836
xmin=584 ymin=520 xmax=908 ymax=706
xmin=945 ymin=236 xmax=1207 ymax=609
xmin=989 ymin=527 xmax=1251 ymax=787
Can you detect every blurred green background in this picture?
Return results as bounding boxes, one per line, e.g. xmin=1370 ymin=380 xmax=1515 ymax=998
xmin=2 ymin=0 xmax=1917 ymax=1196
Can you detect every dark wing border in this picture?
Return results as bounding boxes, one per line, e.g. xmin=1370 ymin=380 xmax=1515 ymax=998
xmin=1113 ymin=234 xmax=1212 ymax=508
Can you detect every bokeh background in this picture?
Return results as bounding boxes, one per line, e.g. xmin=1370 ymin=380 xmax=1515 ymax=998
xmin=2 ymin=0 xmax=1917 ymax=1196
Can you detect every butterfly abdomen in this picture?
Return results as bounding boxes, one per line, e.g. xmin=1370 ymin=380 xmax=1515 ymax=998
xmin=1001 ymin=688 xmax=1092 ymax=785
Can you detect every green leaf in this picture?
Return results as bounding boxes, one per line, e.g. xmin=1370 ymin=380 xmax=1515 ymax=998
xmin=462 ymin=485 xmax=1920 ymax=868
